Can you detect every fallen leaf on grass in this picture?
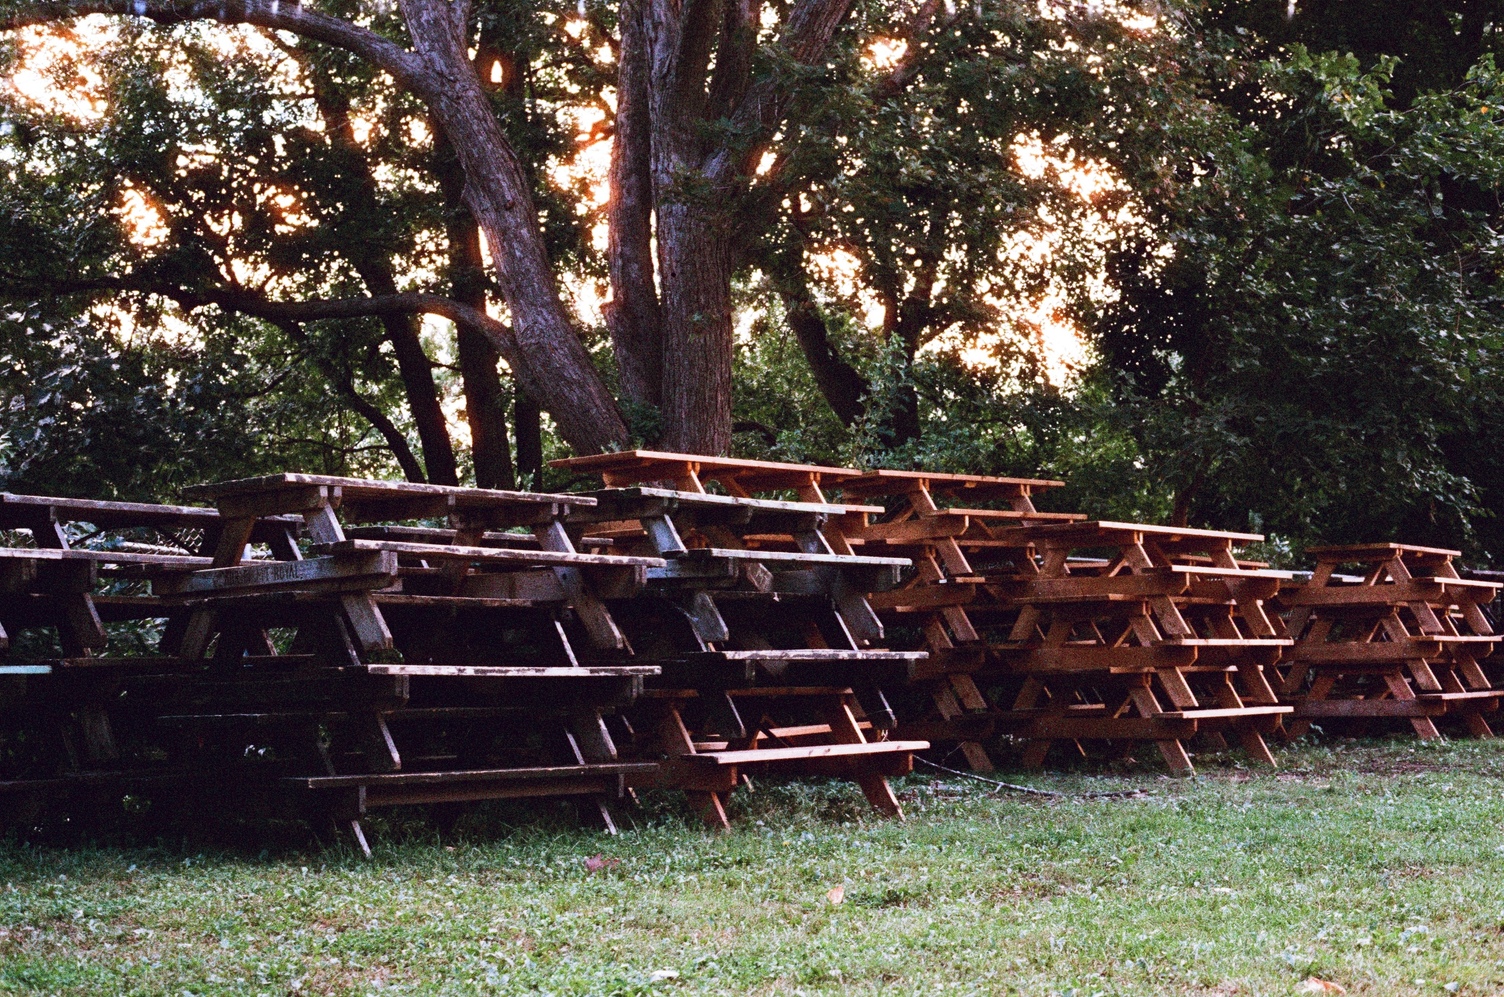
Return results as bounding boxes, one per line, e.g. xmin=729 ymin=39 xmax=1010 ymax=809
xmin=826 ymin=885 xmax=845 ymax=905
xmin=1298 ymin=978 xmax=1346 ymax=994
xmin=584 ymin=854 xmax=620 ymax=873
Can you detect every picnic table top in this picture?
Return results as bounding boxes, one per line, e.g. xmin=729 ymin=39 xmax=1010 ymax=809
xmin=184 ymin=473 xmax=595 ymax=514
xmin=0 ymin=492 xmax=227 ymax=529
xmin=551 ymin=450 xmax=866 ymax=491
xmin=314 ymin=538 xmax=665 ymax=569
xmin=836 ymin=468 xmax=1066 ymax=500
xmin=0 ymin=546 xmax=212 ymax=568
xmin=581 ymin=486 xmax=883 ymax=517
xmin=990 ymin=520 xmax=1265 ymax=547
xmin=1305 ymin=542 xmax=1462 ymax=561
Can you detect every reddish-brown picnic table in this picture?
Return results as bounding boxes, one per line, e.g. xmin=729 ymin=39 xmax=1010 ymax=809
xmin=551 ymin=451 xmax=929 ymax=826
xmin=827 ymin=470 xmax=1083 ymax=770
xmin=983 ymin=520 xmax=1293 ymax=775
xmin=1278 ymin=543 xmax=1501 ymax=739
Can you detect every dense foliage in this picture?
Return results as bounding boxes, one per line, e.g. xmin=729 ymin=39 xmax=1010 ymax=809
xmin=4 ymin=0 xmax=1504 ymax=562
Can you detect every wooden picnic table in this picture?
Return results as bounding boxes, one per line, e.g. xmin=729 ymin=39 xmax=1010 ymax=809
xmin=161 ymin=473 xmax=680 ymax=849
xmin=1277 ymin=543 xmax=1501 ymax=739
xmin=551 ymin=450 xmax=868 ymax=502
xmin=836 ymin=469 xmax=1082 ymax=771
xmin=983 ymin=520 xmax=1293 ymax=775
xmin=555 ymin=452 xmax=928 ymax=827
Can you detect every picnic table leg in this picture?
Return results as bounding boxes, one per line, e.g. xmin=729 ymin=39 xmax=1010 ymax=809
xmin=178 ymin=515 xmax=259 ymax=658
xmin=1127 ymin=678 xmax=1194 ymax=776
xmin=655 ymin=703 xmax=731 ymax=830
xmin=1012 ymin=677 xmax=1055 ymax=769
xmin=1381 ymin=670 xmax=1442 ymax=740
xmin=823 ymin=695 xmax=903 ymax=819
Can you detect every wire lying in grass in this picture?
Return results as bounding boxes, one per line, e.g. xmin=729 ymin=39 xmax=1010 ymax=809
xmin=914 ymin=757 xmax=1152 ymax=800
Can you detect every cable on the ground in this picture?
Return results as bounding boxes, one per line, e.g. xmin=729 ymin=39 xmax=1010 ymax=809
xmin=913 ymin=756 xmax=1151 ymax=800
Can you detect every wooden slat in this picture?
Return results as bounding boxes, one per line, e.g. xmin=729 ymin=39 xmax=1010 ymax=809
xmin=286 ymin=762 xmax=657 ymax=790
xmin=685 ymin=740 xmax=928 ymax=766
xmin=312 ymin=538 xmax=664 ymax=568
xmin=362 ymin=664 xmax=659 ymax=677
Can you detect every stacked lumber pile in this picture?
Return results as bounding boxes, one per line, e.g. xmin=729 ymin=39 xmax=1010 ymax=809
xmin=1278 ymin=544 xmax=1502 ymax=739
xmin=981 ymin=521 xmax=1294 ymax=775
xmin=551 ymin=451 xmax=929 ymax=827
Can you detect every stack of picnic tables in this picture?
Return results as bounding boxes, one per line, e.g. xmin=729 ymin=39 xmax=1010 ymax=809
xmin=1 ymin=478 xmax=668 ymax=852
xmin=10 ymin=459 xmax=1504 ymax=845
xmin=550 ymin=451 xmax=930 ymax=828
xmin=1277 ymin=543 xmax=1502 ymax=739
xmin=977 ymin=521 xmax=1295 ymax=775
xmin=833 ymin=469 xmax=1083 ymax=770
xmin=0 ymin=492 xmax=276 ymax=812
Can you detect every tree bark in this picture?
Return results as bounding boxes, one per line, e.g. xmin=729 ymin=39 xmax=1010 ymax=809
xmin=605 ymin=0 xmax=664 ymax=416
xmin=398 ymin=0 xmax=628 ymax=455
xmin=515 ymin=392 xmax=544 ymax=489
xmin=436 ymin=134 xmax=515 ymax=489
xmin=655 ymin=206 xmax=735 ymax=454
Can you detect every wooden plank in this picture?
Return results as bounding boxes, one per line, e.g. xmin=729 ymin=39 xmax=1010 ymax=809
xmin=996 ymin=644 xmax=1199 ymax=672
xmin=362 ymin=664 xmax=659 ymax=677
xmin=858 ymin=516 xmax=972 ymax=543
xmin=0 ymin=547 xmax=211 ymax=568
xmin=992 ymin=521 xmax=1265 ymax=546
xmin=869 ymin=582 xmax=979 ymax=612
xmin=677 ymin=547 xmax=909 ymax=567
xmin=312 ymin=538 xmax=664 ymax=568
xmin=186 ymin=473 xmax=588 ymax=506
xmin=286 ymin=761 xmax=657 ymax=790
xmin=1306 ymin=542 xmax=1461 ymax=560
xmin=1287 ymin=641 xmax=1445 ymax=663
xmin=155 ymin=551 xmax=399 ymax=595
xmin=685 ymin=740 xmax=928 ymax=766
xmin=1159 ymin=706 xmax=1291 ymax=719
xmin=990 ymin=572 xmax=1191 ymax=601
xmin=1 ymin=492 xmax=222 ymax=530
xmin=1290 ymin=699 xmax=1450 ymax=718
xmin=1009 ymin=715 xmax=1200 ymax=739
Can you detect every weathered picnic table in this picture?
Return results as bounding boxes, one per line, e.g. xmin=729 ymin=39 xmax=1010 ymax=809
xmin=0 ymin=492 xmax=319 ymax=820
xmin=157 ymin=474 xmax=669 ymax=849
xmin=835 ymin=469 xmax=1083 ymax=770
xmin=983 ymin=521 xmax=1294 ymax=775
xmin=552 ymin=451 xmax=929 ymax=827
xmin=1277 ymin=544 xmax=1501 ymax=739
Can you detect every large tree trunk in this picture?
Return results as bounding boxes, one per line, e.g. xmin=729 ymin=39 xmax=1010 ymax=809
xmin=656 ymin=205 xmax=734 ymax=454
xmin=399 ymin=0 xmax=627 ymax=455
xmin=436 ymin=133 xmax=515 ymax=489
xmin=605 ymin=0 xmax=664 ymax=418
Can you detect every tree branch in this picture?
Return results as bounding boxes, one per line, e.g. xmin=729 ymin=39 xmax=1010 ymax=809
xmin=273 ymin=318 xmax=429 ymax=482
xmin=2 ymin=0 xmax=428 ymax=93
xmin=702 ymin=0 xmax=854 ymax=183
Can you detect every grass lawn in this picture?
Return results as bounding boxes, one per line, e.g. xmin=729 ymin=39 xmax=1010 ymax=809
xmin=3 ymin=736 xmax=1504 ymax=996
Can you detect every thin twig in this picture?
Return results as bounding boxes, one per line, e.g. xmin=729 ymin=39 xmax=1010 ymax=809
xmin=913 ymin=757 xmax=1151 ymax=800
